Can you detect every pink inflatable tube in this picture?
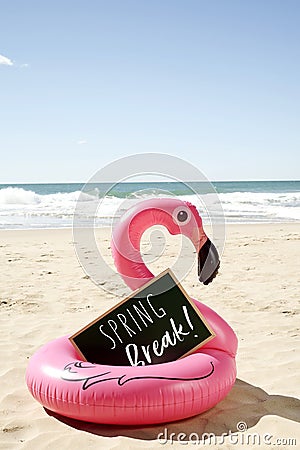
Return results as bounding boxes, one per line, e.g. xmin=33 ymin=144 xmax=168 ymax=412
xmin=26 ymin=300 xmax=237 ymax=425
xmin=26 ymin=198 xmax=238 ymax=424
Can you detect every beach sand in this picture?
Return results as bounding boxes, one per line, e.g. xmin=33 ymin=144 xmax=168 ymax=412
xmin=0 ymin=224 xmax=299 ymax=449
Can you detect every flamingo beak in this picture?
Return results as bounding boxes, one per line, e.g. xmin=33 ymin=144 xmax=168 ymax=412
xmin=198 ymin=239 xmax=220 ymax=285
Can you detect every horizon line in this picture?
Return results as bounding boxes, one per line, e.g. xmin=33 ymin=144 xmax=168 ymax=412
xmin=0 ymin=179 xmax=299 ymax=185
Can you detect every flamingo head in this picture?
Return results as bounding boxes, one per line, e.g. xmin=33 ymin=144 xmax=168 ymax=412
xmin=162 ymin=199 xmax=220 ymax=285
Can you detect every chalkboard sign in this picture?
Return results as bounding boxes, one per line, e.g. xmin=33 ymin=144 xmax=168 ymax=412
xmin=70 ymin=269 xmax=215 ymax=366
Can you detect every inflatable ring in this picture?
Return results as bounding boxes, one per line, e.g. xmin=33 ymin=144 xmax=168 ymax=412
xmin=26 ymin=299 xmax=237 ymax=425
xmin=26 ymin=198 xmax=237 ymax=424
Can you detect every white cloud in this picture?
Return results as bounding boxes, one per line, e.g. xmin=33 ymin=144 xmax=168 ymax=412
xmin=20 ymin=63 xmax=29 ymax=68
xmin=77 ymin=139 xmax=88 ymax=145
xmin=0 ymin=54 xmax=14 ymax=66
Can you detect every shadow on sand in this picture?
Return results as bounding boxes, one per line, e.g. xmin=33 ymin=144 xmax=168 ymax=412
xmin=45 ymin=379 xmax=299 ymax=441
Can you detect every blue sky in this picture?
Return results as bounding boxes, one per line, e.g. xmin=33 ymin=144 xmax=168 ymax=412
xmin=0 ymin=0 xmax=299 ymax=182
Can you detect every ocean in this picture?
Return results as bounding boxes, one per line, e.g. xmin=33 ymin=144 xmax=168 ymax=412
xmin=0 ymin=181 xmax=299 ymax=229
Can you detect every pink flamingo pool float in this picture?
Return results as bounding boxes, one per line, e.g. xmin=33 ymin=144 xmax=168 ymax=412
xmin=26 ymin=198 xmax=237 ymax=425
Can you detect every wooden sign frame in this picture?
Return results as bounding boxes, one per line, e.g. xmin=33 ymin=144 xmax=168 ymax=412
xmin=69 ymin=268 xmax=216 ymax=366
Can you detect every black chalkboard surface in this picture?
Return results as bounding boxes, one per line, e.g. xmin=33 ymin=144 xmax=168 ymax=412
xmin=70 ymin=269 xmax=215 ymax=366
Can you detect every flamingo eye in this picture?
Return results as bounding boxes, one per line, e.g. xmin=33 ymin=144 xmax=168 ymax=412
xmin=173 ymin=206 xmax=191 ymax=225
xmin=177 ymin=210 xmax=188 ymax=222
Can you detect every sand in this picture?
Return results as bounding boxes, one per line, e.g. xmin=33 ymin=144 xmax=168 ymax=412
xmin=0 ymin=224 xmax=299 ymax=449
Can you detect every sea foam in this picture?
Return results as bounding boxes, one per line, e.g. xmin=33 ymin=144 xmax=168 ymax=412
xmin=0 ymin=187 xmax=41 ymax=205
xmin=0 ymin=186 xmax=299 ymax=228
